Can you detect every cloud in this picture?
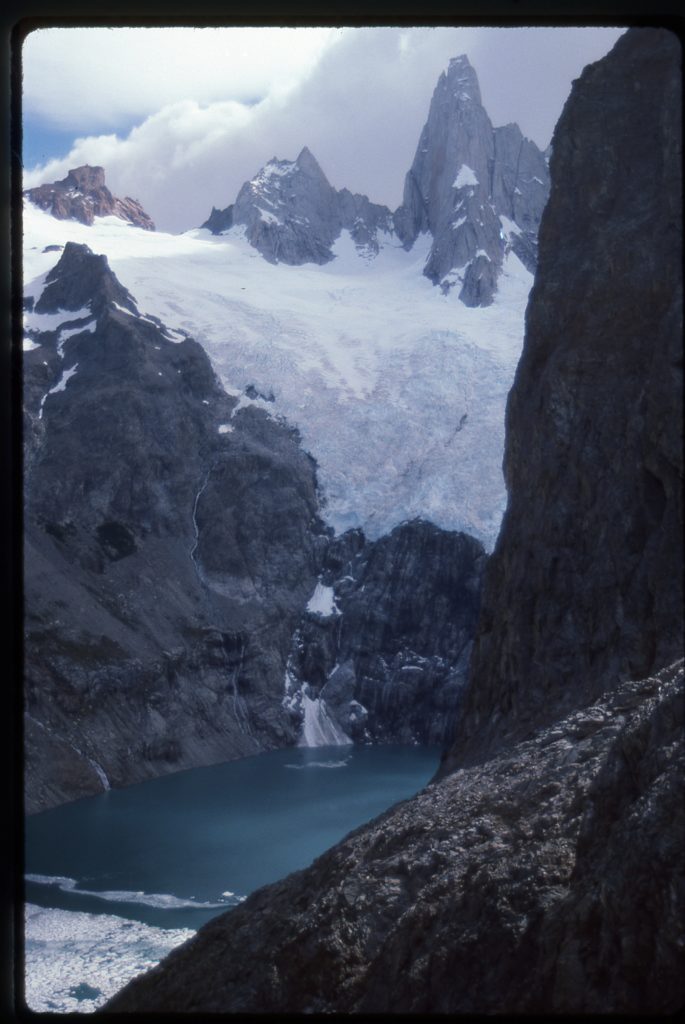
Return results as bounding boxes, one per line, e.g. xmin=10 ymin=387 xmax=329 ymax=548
xmin=22 ymin=26 xmax=341 ymax=129
xmin=22 ymin=26 xmax=625 ymax=233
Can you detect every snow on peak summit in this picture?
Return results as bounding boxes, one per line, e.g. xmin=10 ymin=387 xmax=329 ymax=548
xmin=202 ymin=149 xmax=395 ymax=265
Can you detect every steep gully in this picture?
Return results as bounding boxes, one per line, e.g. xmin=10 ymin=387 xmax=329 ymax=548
xmin=107 ymin=28 xmax=683 ymax=1013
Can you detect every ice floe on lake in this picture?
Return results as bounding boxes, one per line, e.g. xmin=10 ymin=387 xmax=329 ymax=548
xmin=24 ymin=903 xmax=195 ymax=1013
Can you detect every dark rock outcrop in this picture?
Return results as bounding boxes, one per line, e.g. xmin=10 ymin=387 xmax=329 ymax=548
xmin=24 ymin=165 xmax=155 ymax=230
xmin=107 ymin=659 xmax=685 ymax=1014
xmin=394 ymin=55 xmax=550 ymax=305
xmin=106 ymin=28 xmax=684 ymax=1014
xmin=285 ymin=521 xmax=486 ymax=747
xmin=34 ymin=240 xmax=137 ymax=317
xmin=443 ymin=24 xmax=683 ymax=772
xmin=201 ymin=147 xmax=394 ymax=264
xmin=23 ymin=242 xmax=326 ymax=811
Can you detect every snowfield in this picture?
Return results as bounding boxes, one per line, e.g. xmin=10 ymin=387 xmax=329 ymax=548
xmin=23 ymin=202 xmax=533 ymax=549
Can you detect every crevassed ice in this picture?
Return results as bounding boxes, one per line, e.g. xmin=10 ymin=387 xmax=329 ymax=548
xmin=23 ymin=204 xmax=533 ymax=551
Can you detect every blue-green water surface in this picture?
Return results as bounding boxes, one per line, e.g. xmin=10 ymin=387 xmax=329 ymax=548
xmin=26 ymin=744 xmax=439 ymax=930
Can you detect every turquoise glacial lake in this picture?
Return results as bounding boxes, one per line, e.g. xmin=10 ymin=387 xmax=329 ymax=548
xmin=25 ymin=744 xmax=439 ymax=932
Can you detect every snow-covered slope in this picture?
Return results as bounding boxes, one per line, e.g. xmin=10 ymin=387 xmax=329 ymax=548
xmin=23 ymin=200 xmax=533 ymax=550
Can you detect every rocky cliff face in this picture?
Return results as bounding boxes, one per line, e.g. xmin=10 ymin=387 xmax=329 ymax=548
xmin=23 ymin=242 xmax=326 ymax=811
xmin=24 ymin=243 xmax=485 ymax=811
xmin=443 ymin=24 xmax=683 ymax=772
xmin=107 ymin=28 xmax=684 ymax=1014
xmin=202 ymin=147 xmax=394 ymax=264
xmin=394 ymin=54 xmax=550 ymax=305
xmin=285 ymin=521 xmax=485 ymax=748
xmin=24 ymin=165 xmax=155 ymax=230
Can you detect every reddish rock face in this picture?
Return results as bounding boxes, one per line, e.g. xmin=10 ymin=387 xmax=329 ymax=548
xmin=24 ymin=164 xmax=155 ymax=231
xmin=65 ymin=165 xmax=106 ymax=191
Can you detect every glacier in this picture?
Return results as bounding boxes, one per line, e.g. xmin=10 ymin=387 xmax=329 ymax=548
xmin=23 ymin=201 xmax=533 ymax=550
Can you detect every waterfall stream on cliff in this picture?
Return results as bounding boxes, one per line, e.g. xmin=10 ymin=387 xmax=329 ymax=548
xmin=299 ymin=690 xmax=351 ymax=747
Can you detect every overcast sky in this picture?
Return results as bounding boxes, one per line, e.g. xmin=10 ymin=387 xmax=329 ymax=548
xmin=22 ymin=26 xmax=626 ymax=233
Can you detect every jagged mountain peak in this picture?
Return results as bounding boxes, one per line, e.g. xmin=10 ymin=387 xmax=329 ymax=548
xmin=203 ymin=146 xmax=394 ymax=265
xmin=246 ymin=157 xmax=295 ymax=194
xmin=201 ymin=54 xmax=548 ymax=303
xmin=296 ymin=145 xmax=320 ymax=168
xmin=34 ymin=241 xmax=137 ymax=316
xmin=394 ymin=53 xmax=550 ymax=305
xmin=247 ymin=147 xmax=331 ymax=196
xmin=24 ymin=164 xmax=155 ymax=231
xmin=441 ymin=53 xmax=483 ymax=105
xmin=254 ymin=146 xmax=320 ymax=175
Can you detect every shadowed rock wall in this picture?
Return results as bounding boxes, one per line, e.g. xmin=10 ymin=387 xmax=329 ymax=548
xmin=443 ymin=26 xmax=683 ymax=771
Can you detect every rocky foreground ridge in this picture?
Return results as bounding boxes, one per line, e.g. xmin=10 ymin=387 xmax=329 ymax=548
xmin=202 ymin=55 xmax=550 ymax=306
xmin=24 ymin=165 xmax=155 ymax=230
xmin=107 ymin=659 xmax=684 ymax=1014
xmin=106 ymin=28 xmax=684 ymax=1014
xmin=23 ymin=243 xmax=485 ymax=811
